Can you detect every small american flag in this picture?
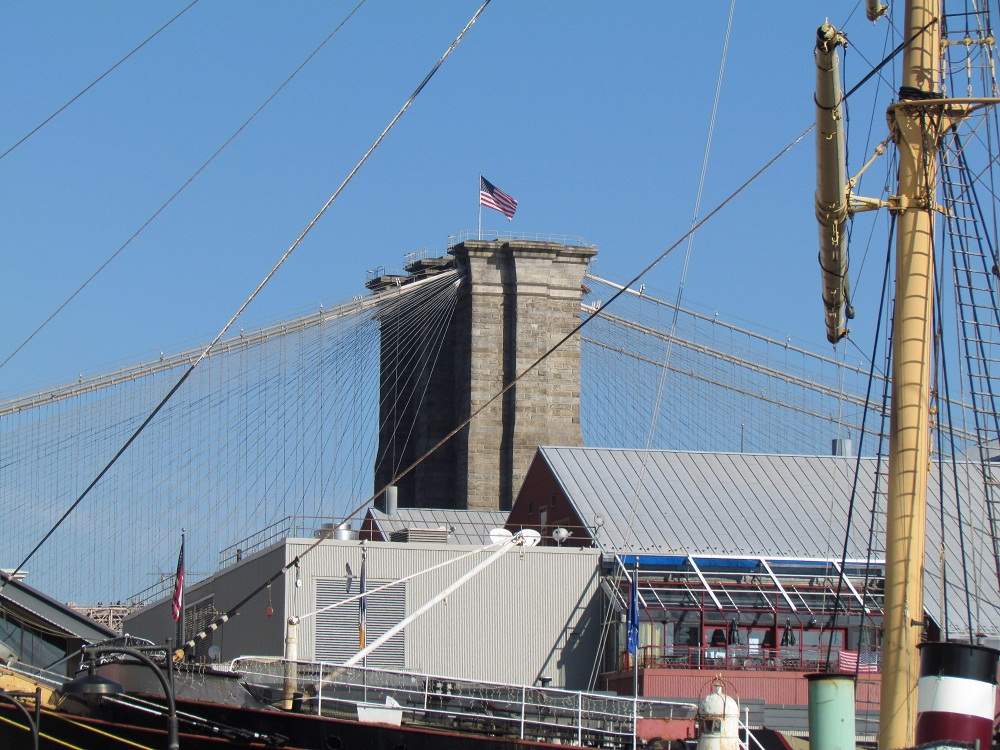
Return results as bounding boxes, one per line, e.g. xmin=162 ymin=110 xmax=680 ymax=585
xmin=171 ymin=537 xmax=185 ymax=622
xmin=480 ymin=176 xmax=518 ymax=220
xmin=837 ymin=649 xmax=879 ymax=673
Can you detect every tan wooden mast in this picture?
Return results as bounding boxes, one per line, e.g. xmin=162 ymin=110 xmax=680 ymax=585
xmin=880 ymin=0 xmax=941 ymax=746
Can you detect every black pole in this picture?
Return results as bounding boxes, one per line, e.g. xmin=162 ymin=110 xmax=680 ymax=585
xmin=32 ymin=688 xmax=40 ymax=750
xmin=87 ymin=646 xmax=178 ymax=750
xmin=0 ymin=688 xmax=38 ymax=750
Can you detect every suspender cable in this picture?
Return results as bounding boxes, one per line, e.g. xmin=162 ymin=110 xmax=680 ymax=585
xmin=182 ymin=29 xmax=931 ymax=651
xmin=0 ymin=0 xmax=493 ymax=595
xmin=0 ymin=0 xmax=368 ymax=371
xmin=0 ymin=0 xmax=201 ymax=164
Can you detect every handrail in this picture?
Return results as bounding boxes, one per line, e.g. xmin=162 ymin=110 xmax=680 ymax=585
xmin=233 ymin=657 xmax=696 ymax=747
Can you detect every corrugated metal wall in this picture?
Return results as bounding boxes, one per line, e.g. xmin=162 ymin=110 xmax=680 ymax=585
xmin=285 ymin=538 xmax=603 ymax=688
xmin=124 ymin=545 xmax=286 ymax=660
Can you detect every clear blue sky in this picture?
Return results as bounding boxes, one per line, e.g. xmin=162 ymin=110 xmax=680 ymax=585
xmin=0 ymin=1 xmax=897 ymax=397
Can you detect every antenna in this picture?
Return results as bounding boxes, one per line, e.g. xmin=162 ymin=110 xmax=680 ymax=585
xmin=551 ymin=527 xmax=572 ymax=546
xmin=515 ymin=529 xmax=541 ymax=547
xmin=489 ymin=528 xmax=513 ymax=545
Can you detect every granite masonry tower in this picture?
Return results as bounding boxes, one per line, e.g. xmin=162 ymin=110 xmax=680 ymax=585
xmin=370 ymin=239 xmax=597 ymax=511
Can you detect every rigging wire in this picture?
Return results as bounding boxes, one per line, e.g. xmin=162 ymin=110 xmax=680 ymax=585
xmin=0 ymin=0 xmax=368 ymax=372
xmin=0 ymin=0 xmax=494 ymax=596
xmin=825 ymin=210 xmax=895 ymax=671
xmin=180 ymin=24 xmax=941 ymax=652
xmin=624 ymin=0 xmax=736 ymax=550
xmin=0 ymin=0 xmax=201 ymax=164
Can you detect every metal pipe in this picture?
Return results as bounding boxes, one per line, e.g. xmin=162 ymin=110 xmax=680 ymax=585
xmin=806 ymin=673 xmax=856 ymax=750
xmin=88 ymin=646 xmax=178 ymax=750
xmin=0 ymin=688 xmax=39 ymax=750
xmin=815 ymin=21 xmax=852 ymax=344
xmin=282 ymin=618 xmax=299 ymax=711
xmin=880 ymin=1 xmax=942 ymax=746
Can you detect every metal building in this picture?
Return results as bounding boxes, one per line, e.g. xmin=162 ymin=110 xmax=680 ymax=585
xmin=124 ymin=536 xmax=604 ymax=689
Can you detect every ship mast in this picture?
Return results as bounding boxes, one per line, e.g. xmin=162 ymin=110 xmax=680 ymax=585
xmin=881 ymin=0 xmax=941 ymax=746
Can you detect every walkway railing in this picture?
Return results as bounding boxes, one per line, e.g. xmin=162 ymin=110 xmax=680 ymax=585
xmin=231 ymin=657 xmax=696 ymax=748
xmin=447 ymin=230 xmax=594 ymax=247
xmin=623 ymin=645 xmax=879 ymax=673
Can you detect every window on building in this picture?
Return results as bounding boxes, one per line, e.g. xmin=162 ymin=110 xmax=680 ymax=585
xmin=0 ymin=609 xmax=66 ymax=672
xmin=315 ymin=577 xmax=405 ymax=669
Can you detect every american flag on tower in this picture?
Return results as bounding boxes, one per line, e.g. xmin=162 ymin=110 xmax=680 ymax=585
xmin=171 ymin=535 xmax=185 ymax=622
xmin=480 ymin=176 xmax=518 ymax=220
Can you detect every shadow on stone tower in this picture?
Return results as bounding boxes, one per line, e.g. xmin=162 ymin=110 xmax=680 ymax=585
xmin=370 ymin=238 xmax=597 ymax=511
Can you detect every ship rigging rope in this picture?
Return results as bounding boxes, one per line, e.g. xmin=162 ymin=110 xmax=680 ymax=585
xmin=0 ymin=0 xmax=494 ymax=596
xmin=182 ymin=22 xmax=947 ymax=651
xmin=0 ymin=0 xmax=201 ymax=165
xmin=854 ymin=279 xmax=894 ymax=686
xmin=824 ymin=210 xmax=895 ymax=671
xmin=41 ymin=709 xmax=156 ymax=750
xmin=0 ymin=712 xmax=87 ymax=750
xmin=937 ymin=137 xmax=981 ymax=638
xmin=623 ymin=0 xmax=735 ymax=553
xmin=0 ymin=0 xmax=369 ymax=372
xmin=294 ymin=541 xmax=498 ymax=622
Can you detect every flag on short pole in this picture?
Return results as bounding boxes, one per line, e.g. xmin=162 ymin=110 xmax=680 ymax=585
xmin=626 ymin=568 xmax=639 ymax=656
xmin=358 ymin=550 xmax=367 ymax=650
xmin=480 ymin=176 xmax=518 ymax=220
xmin=837 ymin=648 xmax=879 ymax=673
xmin=171 ymin=534 xmax=185 ymax=622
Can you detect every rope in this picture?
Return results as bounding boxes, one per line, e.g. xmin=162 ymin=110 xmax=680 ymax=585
xmin=0 ymin=0 xmax=493 ymax=596
xmin=0 ymin=0 xmax=201 ymax=164
xmin=182 ymin=25 xmax=929 ymax=649
xmin=624 ymin=0 xmax=735 ymax=552
xmin=0 ymin=0 xmax=368 ymax=372
xmin=0 ymin=711 xmax=86 ymax=750
xmin=295 ymin=539 xmax=495 ymax=623
xmin=342 ymin=537 xmax=518 ymax=666
xmin=43 ymin=709 xmax=156 ymax=750
xmin=825 ymin=211 xmax=895 ymax=670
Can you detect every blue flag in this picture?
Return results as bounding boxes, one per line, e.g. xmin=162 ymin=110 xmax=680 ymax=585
xmin=626 ymin=570 xmax=639 ymax=655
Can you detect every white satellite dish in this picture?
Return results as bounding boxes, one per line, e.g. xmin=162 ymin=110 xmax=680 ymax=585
xmin=551 ymin=527 xmax=572 ymax=546
xmin=516 ymin=529 xmax=541 ymax=547
xmin=489 ymin=528 xmax=514 ymax=545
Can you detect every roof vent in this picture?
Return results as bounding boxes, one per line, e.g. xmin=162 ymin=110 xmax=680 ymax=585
xmin=389 ymin=527 xmax=449 ymax=544
xmin=831 ymin=438 xmax=853 ymax=456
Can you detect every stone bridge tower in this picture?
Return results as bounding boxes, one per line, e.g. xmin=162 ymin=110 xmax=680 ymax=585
xmin=371 ymin=238 xmax=597 ymax=510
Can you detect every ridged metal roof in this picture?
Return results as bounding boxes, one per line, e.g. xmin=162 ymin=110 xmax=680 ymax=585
xmin=536 ymin=446 xmax=999 ymax=636
xmin=0 ymin=571 xmax=117 ymax=643
xmin=367 ymin=507 xmax=509 ymax=546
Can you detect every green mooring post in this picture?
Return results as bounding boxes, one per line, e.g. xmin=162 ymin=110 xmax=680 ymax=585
xmin=806 ymin=673 xmax=856 ymax=750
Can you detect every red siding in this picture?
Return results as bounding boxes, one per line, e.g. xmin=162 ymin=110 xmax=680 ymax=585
xmin=506 ymin=452 xmax=593 ymax=546
xmin=605 ymin=668 xmax=882 ymax=707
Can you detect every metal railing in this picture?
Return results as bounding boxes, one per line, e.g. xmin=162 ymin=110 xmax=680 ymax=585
xmin=231 ymin=657 xmax=695 ymax=748
xmin=623 ymin=645 xmax=879 ymax=673
xmin=218 ymin=517 xmax=604 ymax=569
xmin=217 ymin=515 xmax=353 ymax=568
xmin=447 ymin=230 xmax=594 ymax=247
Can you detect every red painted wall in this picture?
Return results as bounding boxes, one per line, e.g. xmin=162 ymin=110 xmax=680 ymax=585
xmin=604 ymin=668 xmax=882 ymax=707
xmin=506 ymin=453 xmax=592 ymax=546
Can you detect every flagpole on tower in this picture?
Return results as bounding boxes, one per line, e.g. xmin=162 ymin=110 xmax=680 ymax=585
xmin=478 ymin=174 xmax=483 ymax=240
